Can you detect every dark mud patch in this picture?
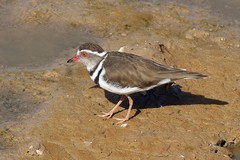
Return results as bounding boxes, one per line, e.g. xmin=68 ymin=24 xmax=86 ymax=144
xmin=0 ymin=87 xmax=42 ymax=128
xmin=0 ymin=70 xmax=58 ymax=159
xmin=227 ymin=142 xmax=240 ymax=160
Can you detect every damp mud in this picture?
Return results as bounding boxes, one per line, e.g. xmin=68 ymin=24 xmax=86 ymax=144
xmin=0 ymin=0 xmax=240 ymax=160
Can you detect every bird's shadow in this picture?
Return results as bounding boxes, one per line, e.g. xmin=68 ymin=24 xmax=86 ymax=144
xmin=102 ymin=83 xmax=228 ymax=119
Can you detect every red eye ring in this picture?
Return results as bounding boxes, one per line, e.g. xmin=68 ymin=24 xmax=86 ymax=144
xmin=81 ymin=52 xmax=88 ymax=57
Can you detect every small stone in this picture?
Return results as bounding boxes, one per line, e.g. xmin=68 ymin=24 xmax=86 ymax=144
xmin=213 ymin=148 xmax=218 ymax=153
xmin=180 ymin=155 xmax=185 ymax=158
xmin=121 ymin=33 xmax=127 ymax=37
xmin=216 ymin=139 xmax=226 ymax=147
xmin=219 ymin=24 xmax=225 ymax=28
xmin=212 ymin=37 xmax=226 ymax=43
xmin=120 ymin=123 xmax=128 ymax=128
xmin=27 ymin=142 xmax=45 ymax=156
xmin=220 ymin=37 xmax=225 ymax=41
xmin=185 ymin=28 xmax=209 ymax=39
xmin=83 ymin=141 xmax=92 ymax=146
xmin=36 ymin=149 xmax=43 ymax=155
xmin=118 ymin=46 xmax=126 ymax=52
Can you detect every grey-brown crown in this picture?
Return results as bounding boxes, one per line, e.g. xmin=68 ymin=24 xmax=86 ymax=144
xmin=79 ymin=43 xmax=104 ymax=52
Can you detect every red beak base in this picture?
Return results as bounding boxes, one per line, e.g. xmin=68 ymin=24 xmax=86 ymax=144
xmin=67 ymin=55 xmax=79 ymax=63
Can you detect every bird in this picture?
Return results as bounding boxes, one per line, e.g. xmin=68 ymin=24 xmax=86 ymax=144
xmin=67 ymin=43 xmax=207 ymax=123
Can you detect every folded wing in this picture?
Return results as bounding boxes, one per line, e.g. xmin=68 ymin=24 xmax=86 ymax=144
xmin=103 ymin=52 xmax=207 ymax=88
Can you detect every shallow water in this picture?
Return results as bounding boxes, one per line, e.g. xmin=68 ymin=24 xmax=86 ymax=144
xmin=0 ymin=27 xmax=95 ymax=68
xmin=0 ymin=0 xmax=239 ymax=68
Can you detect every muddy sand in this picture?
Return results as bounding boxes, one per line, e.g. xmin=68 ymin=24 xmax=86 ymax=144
xmin=0 ymin=0 xmax=239 ymax=160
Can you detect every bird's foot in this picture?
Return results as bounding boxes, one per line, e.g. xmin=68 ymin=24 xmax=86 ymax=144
xmin=98 ymin=111 xmax=113 ymax=119
xmin=114 ymin=117 xmax=129 ymax=124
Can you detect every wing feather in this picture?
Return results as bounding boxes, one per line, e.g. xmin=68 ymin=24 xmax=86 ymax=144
xmin=103 ymin=52 xmax=206 ymax=88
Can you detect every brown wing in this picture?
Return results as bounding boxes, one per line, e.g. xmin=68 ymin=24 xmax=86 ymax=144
xmin=103 ymin=52 xmax=207 ymax=88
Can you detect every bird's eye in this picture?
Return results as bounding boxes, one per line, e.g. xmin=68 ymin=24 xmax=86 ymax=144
xmin=81 ymin=52 xmax=88 ymax=57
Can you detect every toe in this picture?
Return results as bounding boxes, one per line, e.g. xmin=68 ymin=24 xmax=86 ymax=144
xmin=114 ymin=117 xmax=129 ymax=124
xmin=97 ymin=114 xmax=107 ymax=118
xmin=97 ymin=112 xmax=113 ymax=118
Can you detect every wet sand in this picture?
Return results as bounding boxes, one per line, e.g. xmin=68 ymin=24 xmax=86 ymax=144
xmin=0 ymin=0 xmax=240 ymax=159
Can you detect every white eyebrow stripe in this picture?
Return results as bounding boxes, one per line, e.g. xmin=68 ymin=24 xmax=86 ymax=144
xmin=79 ymin=49 xmax=107 ymax=57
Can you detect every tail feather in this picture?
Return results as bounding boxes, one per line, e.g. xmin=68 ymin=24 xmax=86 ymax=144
xmin=182 ymin=71 xmax=208 ymax=79
xmin=160 ymin=70 xmax=208 ymax=81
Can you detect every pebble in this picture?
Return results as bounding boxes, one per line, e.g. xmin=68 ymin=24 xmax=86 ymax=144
xmin=83 ymin=140 xmax=92 ymax=146
xmin=220 ymin=37 xmax=225 ymax=41
xmin=118 ymin=46 xmax=126 ymax=52
xmin=216 ymin=139 xmax=226 ymax=147
xmin=27 ymin=142 xmax=45 ymax=156
xmin=121 ymin=33 xmax=127 ymax=37
xmin=120 ymin=123 xmax=128 ymax=128
xmin=185 ymin=28 xmax=210 ymax=39
xmin=211 ymin=37 xmax=226 ymax=43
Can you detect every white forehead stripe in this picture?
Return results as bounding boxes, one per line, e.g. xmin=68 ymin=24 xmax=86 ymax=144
xmin=78 ymin=49 xmax=107 ymax=57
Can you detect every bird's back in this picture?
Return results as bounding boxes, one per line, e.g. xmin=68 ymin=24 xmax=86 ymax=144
xmin=102 ymin=51 xmax=207 ymax=89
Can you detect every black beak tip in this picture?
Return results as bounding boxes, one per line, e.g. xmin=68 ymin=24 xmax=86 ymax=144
xmin=67 ymin=59 xmax=73 ymax=63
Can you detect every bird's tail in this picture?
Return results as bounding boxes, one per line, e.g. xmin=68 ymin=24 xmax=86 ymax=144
xmin=156 ymin=68 xmax=208 ymax=81
xmin=162 ymin=69 xmax=208 ymax=81
xmin=181 ymin=71 xmax=208 ymax=80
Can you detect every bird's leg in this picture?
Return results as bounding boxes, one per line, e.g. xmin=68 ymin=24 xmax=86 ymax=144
xmin=114 ymin=95 xmax=133 ymax=124
xmin=98 ymin=95 xmax=126 ymax=119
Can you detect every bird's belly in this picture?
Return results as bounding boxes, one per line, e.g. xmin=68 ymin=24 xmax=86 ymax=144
xmin=99 ymin=81 xmax=141 ymax=95
xmin=97 ymin=69 xmax=171 ymax=95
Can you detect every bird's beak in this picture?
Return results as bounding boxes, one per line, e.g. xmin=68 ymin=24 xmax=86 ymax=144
xmin=67 ymin=55 xmax=79 ymax=63
xmin=67 ymin=58 xmax=73 ymax=63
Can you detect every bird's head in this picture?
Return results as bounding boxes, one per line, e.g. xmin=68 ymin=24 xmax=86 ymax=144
xmin=67 ymin=43 xmax=106 ymax=71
